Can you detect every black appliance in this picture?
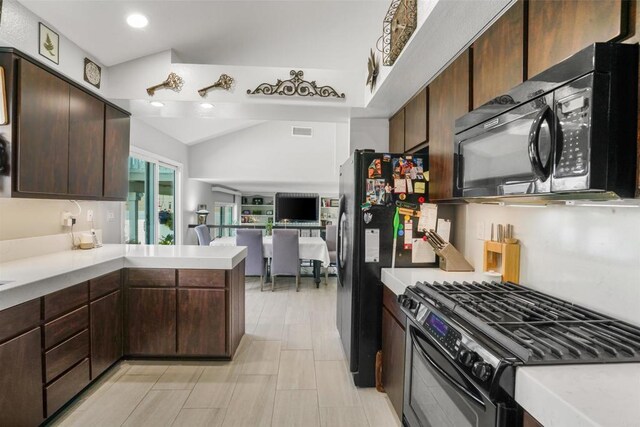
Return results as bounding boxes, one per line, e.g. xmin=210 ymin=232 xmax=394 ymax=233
xmin=400 ymin=281 xmax=640 ymax=427
xmin=337 ymin=150 xmax=443 ymax=387
xmin=454 ymin=43 xmax=638 ymax=200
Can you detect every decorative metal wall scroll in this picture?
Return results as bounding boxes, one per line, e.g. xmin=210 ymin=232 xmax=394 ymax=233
xmin=246 ymin=70 xmax=345 ymax=99
xmin=198 ymin=74 xmax=235 ymax=97
xmin=146 ymin=72 xmax=184 ymax=96
xmin=383 ymin=0 xmax=417 ymax=66
xmin=367 ymin=49 xmax=379 ymax=93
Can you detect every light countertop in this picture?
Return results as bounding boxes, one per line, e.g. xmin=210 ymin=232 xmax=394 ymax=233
xmin=380 ymin=267 xmax=640 ymax=427
xmin=0 ymin=244 xmax=247 ymax=311
xmin=516 ymin=364 xmax=640 ymax=427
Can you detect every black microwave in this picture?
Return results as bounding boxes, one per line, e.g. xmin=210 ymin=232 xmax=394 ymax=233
xmin=454 ymin=43 xmax=638 ymax=200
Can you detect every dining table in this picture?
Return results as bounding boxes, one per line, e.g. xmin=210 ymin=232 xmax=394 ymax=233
xmin=210 ymin=236 xmax=330 ymax=287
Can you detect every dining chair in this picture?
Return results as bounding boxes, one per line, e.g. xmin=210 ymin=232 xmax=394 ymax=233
xmin=271 ymin=229 xmax=300 ymax=292
xmin=325 ymin=224 xmax=337 ymax=285
xmin=194 ymin=224 xmax=212 ymax=246
xmin=237 ymin=229 xmax=267 ymax=291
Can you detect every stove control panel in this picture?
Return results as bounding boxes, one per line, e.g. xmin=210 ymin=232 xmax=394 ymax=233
xmin=423 ymin=312 xmax=461 ymax=356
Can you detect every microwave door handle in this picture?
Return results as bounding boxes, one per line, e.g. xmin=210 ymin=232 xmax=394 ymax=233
xmin=410 ymin=327 xmax=485 ymax=408
xmin=528 ymin=105 xmax=552 ymax=181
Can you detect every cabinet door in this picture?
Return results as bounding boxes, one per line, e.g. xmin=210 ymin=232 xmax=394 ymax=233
xmin=0 ymin=328 xmax=44 ymax=426
xmin=404 ymin=88 xmax=428 ymax=151
xmin=389 ymin=109 xmax=405 ymax=153
xmin=17 ymin=59 xmax=69 ymax=195
xmin=177 ymin=289 xmax=226 ymax=356
xmin=103 ymin=105 xmax=130 ymax=199
xmin=528 ymin=0 xmax=626 ymax=77
xmin=126 ymin=288 xmax=176 ymax=355
xmin=69 ymin=86 xmax=105 ymax=197
xmin=473 ymin=0 xmax=524 ymax=108
xmin=381 ymin=308 xmax=405 ymax=419
xmin=428 ymin=51 xmax=470 ymax=201
xmin=91 ymin=291 xmax=123 ymax=378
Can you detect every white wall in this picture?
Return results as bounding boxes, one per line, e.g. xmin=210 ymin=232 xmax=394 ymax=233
xmin=349 ymin=118 xmax=389 ymax=153
xmin=454 ymin=204 xmax=640 ymax=326
xmin=0 ymin=0 xmax=108 ymax=95
xmin=189 ymin=120 xmax=349 ymax=194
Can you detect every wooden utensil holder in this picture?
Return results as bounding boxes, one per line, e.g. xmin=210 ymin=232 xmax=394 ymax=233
xmin=483 ymin=241 xmax=520 ymax=284
xmin=436 ymin=243 xmax=475 ymax=272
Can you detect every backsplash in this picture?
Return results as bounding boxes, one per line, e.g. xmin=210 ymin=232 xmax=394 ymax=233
xmin=0 ymin=198 xmax=121 ymax=243
xmin=454 ymin=203 xmax=640 ymax=326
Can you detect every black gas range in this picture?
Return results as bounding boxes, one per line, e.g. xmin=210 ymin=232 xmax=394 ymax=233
xmin=399 ymin=281 xmax=640 ymax=427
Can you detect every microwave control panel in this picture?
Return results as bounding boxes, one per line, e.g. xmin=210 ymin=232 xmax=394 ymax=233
xmin=555 ymin=88 xmax=591 ymax=178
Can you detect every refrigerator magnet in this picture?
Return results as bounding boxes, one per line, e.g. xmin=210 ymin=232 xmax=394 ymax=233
xmin=383 ymin=154 xmax=391 ymax=162
xmin=363 ymin=212 xmax=373 ymax=224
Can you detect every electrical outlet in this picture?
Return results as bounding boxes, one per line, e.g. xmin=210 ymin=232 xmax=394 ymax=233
xmin=86 ymin=209 xmax=94 ymax=222
xmin=107 ymin=210 xmax=115 ymax=222
xmin=61 ymin=211 xmax=72 ymax=227
xmin=476 ymin=221 xmax=485 ymax=240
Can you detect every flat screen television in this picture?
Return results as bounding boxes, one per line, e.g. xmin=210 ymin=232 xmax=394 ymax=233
xmin=275 ymin=193 xmax=319 ymax=222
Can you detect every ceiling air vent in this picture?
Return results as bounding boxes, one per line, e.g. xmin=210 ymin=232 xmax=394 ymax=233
xmin=292 ymin=126 xmax=313 ymax=137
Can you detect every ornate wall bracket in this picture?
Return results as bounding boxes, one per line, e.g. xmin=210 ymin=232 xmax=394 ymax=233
xmin=246 ymin=70 xmax=345 ymax=99
xmin=198 ymin=74 xmax=235 ymax=97
xmin=146 ymin=72 xmax=184 ymax=96
xmin=383 ymin=0 xmax=417 ymax=66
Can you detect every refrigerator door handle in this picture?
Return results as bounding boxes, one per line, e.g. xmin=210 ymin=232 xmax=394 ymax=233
xmin=337 ymin=195 xmax=347 ymax=287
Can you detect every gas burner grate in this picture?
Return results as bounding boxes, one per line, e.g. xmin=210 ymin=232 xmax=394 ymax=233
xmin=415 ymin=281 xmax=640 ymax=364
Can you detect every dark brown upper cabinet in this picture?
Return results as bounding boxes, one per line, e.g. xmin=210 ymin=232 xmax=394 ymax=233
xmin=103 ymin=106 xmax=131 ymax=199
xmin=473 ymin=0 xmax=524 ymax=108
xmin=4 ymin=49 xmax=130 ymax=201
xmin=389 ymin=109 xmax=405 ymax=153
xmin=404 ymin=88 xmax=428 ymax=151
xmin=17 ymin=59 xmax=70 ymax=195
xmin=69 ymin=86 xmax=105 ymax=198
xmin=528 ymin=0 xmax=628 ymax=77
xmin=428 ymin=51 xmax=471 ymax=201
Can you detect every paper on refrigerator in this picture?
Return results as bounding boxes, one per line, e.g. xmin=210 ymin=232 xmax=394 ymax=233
xmin=417 ymin=203 xmax=438 ymax=232
xmin=364 ymin=228 xmax=380 ymax=263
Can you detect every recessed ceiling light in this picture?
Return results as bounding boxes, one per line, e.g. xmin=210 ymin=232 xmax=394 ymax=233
xmin=200 ymin=103 xmax=214 ymax=109
xmin=150 ymin=101 xmax=164 ymax=107
xmin=127 ymin=14 xmax=148 ymax=28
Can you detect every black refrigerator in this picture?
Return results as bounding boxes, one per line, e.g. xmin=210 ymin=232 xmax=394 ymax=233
xmin=337 ymin=149 xmax=448 ymax=387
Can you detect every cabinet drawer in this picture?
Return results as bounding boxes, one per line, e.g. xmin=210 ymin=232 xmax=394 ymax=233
xmin=45 ymin=305 xmax=88 ymax=349
xmin=45 ymin=329 xmax=89 ymax=383
xmin=90 ymin=270 xmax=121 ymax=300
xmin=382 ymin=285 xmax=406 ymax=328
xmin=0 ymin=299 xmax=41 ymax=343
xmin=44 ymin=282 xmax=88 ymax=320
xmin=46 ymin=358 xmax=90 ymax=417
xmin=178 ymin=269 xmax=226 ymax=288
xmin=126 ymin=269 xmax=175 ymax=287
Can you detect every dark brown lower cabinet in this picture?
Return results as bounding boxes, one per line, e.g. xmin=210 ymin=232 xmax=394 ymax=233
xmin=177 ymin=289 xmax=226 ymax=355
xmin=0 ymin=328 xmax=44 ymax=427
xmin=382 ymin=306 xmax=406 ymax=419
xmin=45 ymin=358 xmax=90 ymax=417
xmin=126 ymin=288 xmax=177 ymax=355
xmin=91 ymin=290 xmax=123 ymax=378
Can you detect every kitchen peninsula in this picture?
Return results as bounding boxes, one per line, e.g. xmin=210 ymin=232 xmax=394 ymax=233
xmin=0 ymin=244 xmax=246 ymax=426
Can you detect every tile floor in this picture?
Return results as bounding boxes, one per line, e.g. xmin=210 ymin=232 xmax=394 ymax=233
xmin=49 ymin=277 xmax=401 ymax=427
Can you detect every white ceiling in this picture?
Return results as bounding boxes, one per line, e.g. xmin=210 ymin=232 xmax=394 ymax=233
xmin=20 ymin=0 xmax=389 ymax=70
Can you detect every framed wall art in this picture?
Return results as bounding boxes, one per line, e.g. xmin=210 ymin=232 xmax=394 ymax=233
xmin=39 ymin=22 xmax=59 ymax=64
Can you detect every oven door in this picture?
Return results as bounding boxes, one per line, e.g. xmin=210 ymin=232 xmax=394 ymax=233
xmin=455 ymin=95 xmax=555 ymax=198
xmin=403 ymin=321 xmax=498 ymax=427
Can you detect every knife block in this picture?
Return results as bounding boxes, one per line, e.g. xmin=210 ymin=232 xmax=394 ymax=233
xmin=436 ymin=243 xmax=475 ymax=272
xmin=483 ymin=241 xmax=520 ymax=284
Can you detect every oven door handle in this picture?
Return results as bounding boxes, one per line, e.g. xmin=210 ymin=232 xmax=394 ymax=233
xmin=410 ymin=326 xmax=485 ymax=408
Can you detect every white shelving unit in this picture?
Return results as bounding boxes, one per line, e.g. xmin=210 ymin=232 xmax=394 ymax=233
xmin=240 ymin=194 xmax=274 ymax=224
xmin=320 ymin=196 xmax=339 ymax=226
